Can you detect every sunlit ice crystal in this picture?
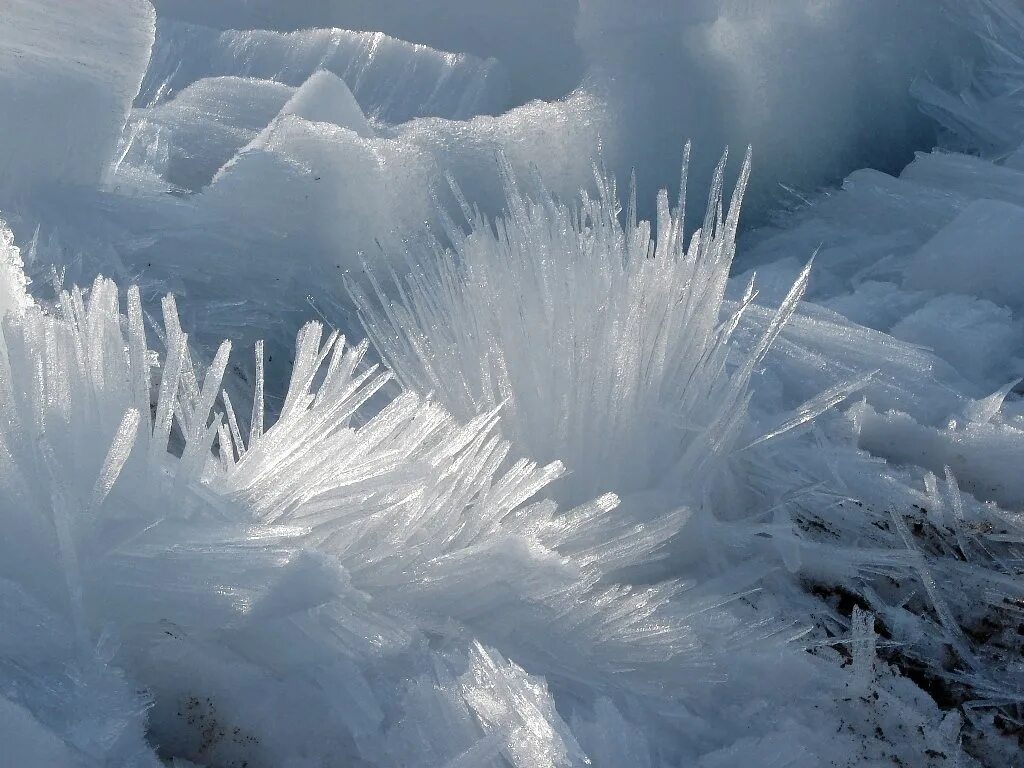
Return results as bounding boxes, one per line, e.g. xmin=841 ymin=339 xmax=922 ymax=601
xmin=350 ymin=146 xmax=815 ymax=511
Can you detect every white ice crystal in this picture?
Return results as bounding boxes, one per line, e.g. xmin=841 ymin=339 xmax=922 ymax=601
xmin=0 ymin=266 xmax=604 ymax=765
xmin=351 ymin=148 xmax=812 ymax=509
xmin=0 ymin=238 xmax=930 ymax=766
xmin=6 ymin=0 xmax=1024 ymax=765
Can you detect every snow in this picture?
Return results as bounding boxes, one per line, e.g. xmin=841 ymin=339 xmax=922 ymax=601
xmin=2 ymin=0 xmax=1024 ymax=765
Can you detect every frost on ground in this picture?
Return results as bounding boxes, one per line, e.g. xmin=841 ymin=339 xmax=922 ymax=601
xmin=2 ymin=1 xmax=1024 ymax=767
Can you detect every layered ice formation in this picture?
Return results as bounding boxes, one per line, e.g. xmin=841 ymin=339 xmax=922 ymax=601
xmin=3 ymin=0 xmax=1024 ymax=766
xmin=140 ymin=18 xmax=512 ymax=123
xmin=149 ymin=0 xmax=583 ymax=105
xmin=0 ymin=0 xmax=156 ymax=196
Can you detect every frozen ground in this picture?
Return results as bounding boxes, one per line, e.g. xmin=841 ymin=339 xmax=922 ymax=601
xmin=1 ymin=1 xmax=1024 ymax=766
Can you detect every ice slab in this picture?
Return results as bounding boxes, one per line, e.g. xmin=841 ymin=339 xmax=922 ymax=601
xmin=891 ymin=295 xmax=1024 ymax=386
xmin=0 ymin=0 xmax=156 ymax=196
xmin=120 ymin=70 xmax=370 ymax=190
xmin=855 ymin=402 xmax=1024 ymax=510
xmin=140 ymin=18 xmax=510 ymax=123
xmin=577 ymin=0 xmax=964 ymax=225
xmin=906 ymin=198 xmax=1024 ymax=311
xmin=0 ymin=696 xmax=88 ymax=768
xmin=119 ymin=75 xmax=294 ymax=190
xmin=199 ymin=88 xmax=605 ymax=288
xmin=914 ymin=0 xmax=1024 ymax=157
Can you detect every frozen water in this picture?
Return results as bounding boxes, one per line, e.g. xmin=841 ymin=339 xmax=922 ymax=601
xmin=350 ymin=148 xmax=807 ymax=508
xmin=118 ymin=76 xmax=295 ymax=190
xmin=0 ymin=265 xmax=911 ymax=766
xmin=149 ymin=0 xmax=582 ymax=106
xmin=140 ymin=18 xmax=511 ymax=123
xmin=3 ymin=0 xmax=1024 ymax=765
xmin=0 ymin=221 xmax=31 ymax=344
xmin=915 ymin=0 xmax=1024 ymax=157
xmin=0 ymin=0 xmax=156 ymax=197
xmin=906 ymin=199 xmax=1024 ymax=310
xmin=577 ymin=0 xmax=969 ymax=224
xmin=275 ymin=69 xmax=373 ymax=136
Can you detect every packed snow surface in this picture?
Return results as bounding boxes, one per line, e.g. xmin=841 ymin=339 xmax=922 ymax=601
xmin=2 ymin=1 xmax=1024 ymax=766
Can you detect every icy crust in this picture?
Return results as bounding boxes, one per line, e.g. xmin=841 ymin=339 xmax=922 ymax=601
xmin=140 ymin=18 xmax=511 ymax=123
xmin=0 ymin=0 xmax=156 ymax=197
